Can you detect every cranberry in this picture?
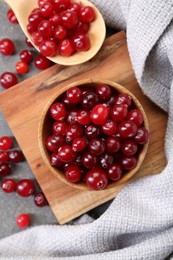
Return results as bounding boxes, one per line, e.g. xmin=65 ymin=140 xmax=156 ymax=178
xmin=1 ymin=179 xmax=17 ymax=193
xmin=52 ymin=121 xmax=67 ymax=135
xmin=120 ymin=155 xmax=137 ymax=170
xmin=38 ymin=20 xmax=54 ymax=39
xmin=7 ymin=9 xmax=18 ymax=23
xmin=61 ymin=10 xmax=78 ymax=29
xmin=32 ymin=31 xmax=44 ymax=45
xmin=0 ymin=136 xmax=13 ymax=150
xmin=58 ymin=145 xmax=76 ymax=162
xmin=16 ymin=213 xmax=31 ymax=228
xmin=34 ymin=54 xmax=51 ymax=70
xmin=126 ymin=109 xmax=144 ymax=126
xmin=86 ymin=167 xmax=108 ymax=190
xmin=16 ymin=61 xmax=29 ymax=74
xmin=50 ymin=151 xmax=64 ymax=166
xmin=0 ymin=151 xmax=9 ymax=163
xmin=54 ymin=25 xmax=67 ymax=40
xmin=65 ymin=165 xmax=81 ymax=182
xmin=69 ymin=2 xmax=81 ymax=14
xmin=118 ymin=120 xmax=138 ymax=138
xmin=107 ymin=163 xmax=122 ymax=181
xmin=134 ymin=127 xmax=149 ymax=145
xmin=114 ymin=93 xmax=132 ymax=107
xmin=25 ymin=37 xmax=34 ymax=47
xmin=105 ymin=136 xmax=121 ymax=153
xmin=66 ymin=109 xmax=78 ymax=124
xmin=75 ymin=22 xmax=90 ymax=34
xmin=50 ymin=13 xmax=62 ymax=25
xmin=0 ymin=38 xmax=15 ymax=56
xmin=72 ymin=33 xmax=90 ymax=52
xmin=89 ymin=138 xmax=105 ymax=155
xmin=99 ymin=153 xmax=114 ymax=169
xmin=101 ymin=119 xmax=118 ymax=135
xmin=34 ymin=192 xmax=48 ymax=207
xmin=85 ymin=124 xmax=100 ymax=139
xmin=16 ymin=179 xmax=35 ymax=197
xmin=39 ymin=39 xmax=57 ymax=57
xmin=90 ymin=104 xmax=109 ymax=125
xmin=58 ymin=39 xmax=75 ymax=56
xmin=81 ymin=92 xmax=99 ymax=110
xmin=66 ymin=123 xmax=84 ymax=142
xmin=52 ymin=0 xmax=71 ymax=13
xmin=0 ymin=72 xmax=18 ymax=89
xmin=28 ymin=13 xmax=43 ymax=28
xmin=0 ymin=163 xmax=11 ymax=177
xmin=96 ymin=84 xmax=112 ymax=101
xmin=72 ymin=137 xmax=87 ymax=151
xmin=8 ymin=150 xmax=24 ymax=163
xmin=45 ymin=135 xmax=65 ymax=152
xmin=50 ymin=102 xmax=66 ymax=120
xmin=76 ymin=109 xmax=91 ymax=125
xmin=20 ymin=50 xmax=32 ymax=63
xmin=80 ymin=6 xmax=95 ymax=23
xmin=66 ymin=87 xmax=82 ymax=104
xmin=40 ymin=2 xmax=54 ymax=17
xmin=38 ymin=0 xmax=52 ymax=8
xmin=121 ymin=139 xmax=138 ymax=156
xmin=82 ymin=152 xmax=98 ymax=169
xmin=110 ymin=104 xmax=128 ymax=122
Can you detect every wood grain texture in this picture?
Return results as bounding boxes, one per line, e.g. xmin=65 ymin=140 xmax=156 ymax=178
xmin=0 ymin=32 xmax=168 ymax=224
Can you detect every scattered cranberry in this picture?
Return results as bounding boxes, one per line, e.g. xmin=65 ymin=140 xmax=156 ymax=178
xmin=7 ymin=9 xmax=18 ymax=24
xmin=16 ymin=61 xmax=29 ymax=74
xmin=0 ymin=136 xmax=13 ymax=150
xmin=20 ymin=50 xmax=32 ymax=63
xmin=34 ymin=192 xmax=48 ymax=207
xmin=1 ymin=179 xmax=17 ymax=193
xmin=0 ymin=38 xmax=15 ymax=56
xmin=34 ymin=54 xmax=51 ymax=70
xmin=16 ymin=179 xmax=35 ymax=197
xmin=0 ymin=151 xmax=9 ymax=163
xmin=25 ymin=37 xmax=34 ymax=47
xmin=16 ymin=213 xmax=31 ymax=228
xmin=8 ymin=150 xmax=23 ymax=163
xmin=0 ymin=72 xmax=18 ymax=89
xmin=0 ymin=163 xmax=11 ymax=178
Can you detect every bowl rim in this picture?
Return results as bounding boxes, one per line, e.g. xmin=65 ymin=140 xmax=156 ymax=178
xmin=38 ymin=78 xmax=149 ymax=191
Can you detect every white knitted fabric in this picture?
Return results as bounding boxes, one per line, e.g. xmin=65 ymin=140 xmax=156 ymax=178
xmin=1 ymin=0 xmax=173 ymax=259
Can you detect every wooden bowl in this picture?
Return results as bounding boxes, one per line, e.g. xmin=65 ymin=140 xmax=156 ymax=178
xmin=38 ymin=79 xmax=149 ymax=190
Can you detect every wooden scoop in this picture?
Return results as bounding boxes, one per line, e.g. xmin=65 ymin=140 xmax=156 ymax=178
xmin=4 ymin=0 xmax=106 ymax=65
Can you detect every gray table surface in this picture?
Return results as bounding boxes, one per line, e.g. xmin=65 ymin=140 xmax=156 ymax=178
xmin=0 ymin=0 xmax=113 ymax=239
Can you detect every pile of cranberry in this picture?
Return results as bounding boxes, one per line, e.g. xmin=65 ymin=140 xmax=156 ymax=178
xmin=27 ymin=0 xmax=96 ymax=57
xmin=45 ymin=83 xmax=149 ymax=190
xmin=0 ymin=136 xmax=48 ymax=228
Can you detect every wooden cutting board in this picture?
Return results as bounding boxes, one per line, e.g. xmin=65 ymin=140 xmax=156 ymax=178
xmin=0 ymin=31 xmax=168 ymax=224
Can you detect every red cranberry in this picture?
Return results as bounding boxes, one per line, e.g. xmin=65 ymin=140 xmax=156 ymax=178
xmin=96 ymin=84 xmax=112 ymax=101
xmin=120 ymin=155 xmax=137 ymax=170
xmin=38 ymin=20 xmax=54 ymax=39
xmin=105 ymin=136 xmax=121 ymax=153
xmin=16 ymin=213 xmax=31 ymax=228
xmin=58 ymin=39 xmax=75 ymax=56
xmin=61 ymin=10 xmax=78 ymax=29
xmin=34 ymin=54 xmax=51 ymax=70
xmin=80 ymin=6 xmax=96 ymax=23
xmin=69 ymin=2 xmax=81 ymax=14
xmin=54 ymin=24 xmax=67 ymax=41
xmin=32 ymin=31 xmax=44 ymax=45
xmin=28 ymin=13 xmax=43 ymax=28
xmin=86 ymin=167 xmax=108 ymax=190
xmin=34 ymin=192 xmax=48 ymax=207
xmin=114 ymin=93 xmax=132 ymax=107
xmin=45 ymin=135 xmax=65 ymax=152
xmin=101 ymin=119 xmax=118 ymax=135
xmin=38 ymin=0 xmax=52 ymax=8
xmin=81 ymin=92 xmax=99 ymax=110
xmin=99 ymin=153 xmax=114 ymax=169
xmin=25 ymin=37 xmax=34 ymax=47
xmin=49 ymin=13 xmax=62 ymax=25
xmin=20 ymin=50 xmax=32 ymax=63
xmin=121 ymin=139 xmax=138 ymax=156
xmin=52 ymin=121 xmax=67 ymax=135
xmin=76 ymin=109 xmax=91 ymax=125
xmin=66 ymin=123 xmax=84 ymax=142
xmin=39 ymin=39 xmax=57 ymax=57
xmin=66 ymin=87 xmax=82 ymax=104
xmin=65 ymin=165 xmax=81 ymax=182
xmin=1 ymin=179 xmax=17 ymax=193
xmin=89 ymin=138 xmax=105 ymax=155
xmin=110 ymin=104 xmax=128 ymax=122
xmin=82 ymin=152 xmax=98 ymax=169
xmin=134 ymin=127 xmax=149 ymax=145
xmin=107 ymin=163 xmax=122 ymax=181
xmin=75 ymin=22 xmax=90 ymax=34
xmin=50 ymin=151 xmax=64 ymax=166
xmin=0 ymin=136 xmax=13 ymax=150
xmin=66 ymin=109 xmax=78 ymax=124
xmin=90 ymin=104 xmax=109 ymax=125
xmin=27 ymin=23 xmax=37 ymax=34
xmin=0 ymin=151 xmax=9 ymax=163
xmin=85 ymin=124 xmax=101 ymax=139
xmin=50 ymin=102 xmax=66 ymax=120
xmin=126 ymin=109 xmax=144 ymax=126
xmin=72 ymin=33 xmax=90 ymax=52
xmin=0 ymin=72 xmax=18 ymax=89
xmin=16 ymin=179 xmax=35 ymax=197
xmin=40 ymin=2 xmax=54 ymax=17
xmin=8 ymin=150 xmax=23 ymax=163
xmin=72 ymin=137 xmax=87 ymax=151
xmin=52 ymin=0 xmax=71 ymax=13
xmin=16 ymin=61 xmax=29 ymax=74
xmin=118 ymin=120 xmax=138 ymax=138
xmin=0 ymin=163 xmax=11 ymax=177
xmin=0 ymin=38 xmax=15 ymax=55
xmin=58 ymin=145 xmax=76 ymax=162
xmin=7 ymin=9 xmax=18 ymax=23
